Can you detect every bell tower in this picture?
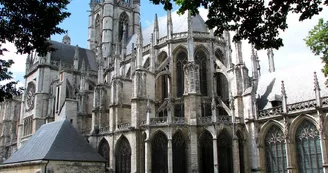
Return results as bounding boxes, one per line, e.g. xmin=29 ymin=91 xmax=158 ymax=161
xmin=88 ymin=0 xmax=140 ymax=66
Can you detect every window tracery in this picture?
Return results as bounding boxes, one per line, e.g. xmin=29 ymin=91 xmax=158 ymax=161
xmin=115 ymin=136 xmax=131 ymax=173
xmin=98 ymin=138 xmax=110 ymax=168
xmin=23 ymin=116 xmax=33 ymax=136
xmin=217 ymin=132 xmax=233 ymax=173
xmin=296 ymin=120 xmax=323 ymax=173
xmin=152 ymin=131 xmax=168 ymax=173
xmin=199 ymin=131 xmax=213 ymax=173
xmin=173 ymin=131 xmax=187 ymax=173
xmin=119 ymin=12 xmax=129 ymax=44
xmin=265 ymin=125 xmax=287 ymax=173
xmin=176 ymin=52 xmax=187 ymax=97
xmin=195 ymin=49 xmax=208 ymax=96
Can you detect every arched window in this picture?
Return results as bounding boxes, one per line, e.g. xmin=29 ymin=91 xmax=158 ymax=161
xmin=143 ymin=58 xmax=150 ymax=70
xmin=217 ymin=131 xmax=233 ymax=173
xmin=176 ymin=51 xmax=187 ymax=97
xmin=195 ymin=49 xmax=208 ymax=96
xmin=265 ymin=125 xmax=287 ymax=173
xmin=199 ymin=131 xmax=213 ymax=173
xmin=296 ymin=120 xmax=322 ymax=173
xmin=115 ymin=136 xmax=131 ymax=173
xmin=237 ymin=131 xmax=245 ymax=173
xmin=216 ymin=73 xmax=229 ymax=103
xmin=95 ymin=15 xmax=101 ymax=44
xmin=173 ymin=131 xmax=187 ymax=173
xmin=119 ymin=12 xmax=129 ymax=43
xmin=98 ymin=138 xmax=110 ymax=168
xmin=152 ymin=131 xmax=168 ymax=173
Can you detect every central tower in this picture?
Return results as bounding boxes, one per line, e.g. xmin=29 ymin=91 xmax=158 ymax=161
xmin=88 ymin=0 xmax=140 ymax=66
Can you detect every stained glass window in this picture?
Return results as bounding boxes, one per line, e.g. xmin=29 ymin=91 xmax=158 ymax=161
xmin=176 ymin=52 xmax=187 ymax=97
xmin=152 ymin=131 xmax=168 ymax=173
xmin=217 ymin=132 xmax=233 ymax=173
xmin=115 ymin=136 xmax=131 ymax=173
xmin=265 ymin=125 xmax=287 ymax=173
xmin=199 ymin=131 xmax=213 ymax=173
xmin=98 ymin=138 xmax=110 ymax=168
xmin=173 ymin=131 xmax=187 ymax=173
xmin=195 ymin=50 xmax=208 ymax=96
xmin=296 ymin=120 xmax=323 ymax=173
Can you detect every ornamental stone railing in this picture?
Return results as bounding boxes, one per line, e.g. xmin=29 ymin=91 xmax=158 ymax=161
xmin=216 ymin=115 xmax=232 ymax=124
xmin=150 ymin=116 xmax=167 ymax=125
xmin=117 ymin=123 xmax=131 ymax=130
xmin=158 ymin=36 xmax=168 ymax=44
xmin=258 ymin=106 xmax=283 ymax=118
xmin=198 ymin=116 xmax=212 ymax=125
xmin=99 ymin=126 xmax=110 ymax=133
xmin=287 ymin=99 xmax=316 ymax=112
xmin=172 ymin=117 xmax=186 ymax=125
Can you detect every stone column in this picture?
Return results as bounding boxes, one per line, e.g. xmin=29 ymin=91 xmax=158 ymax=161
xmin=213 ymin=137 xmax=219 ymax=173
xmin=320 ymin=134 xmax=328 ymax=173
xmin=232 ymin=137 xmax=240 ymax=173
xmin=168 ymin=139 xmax=173 ymax=173
xmin=145 ymin=139 xmax=152 ymax=173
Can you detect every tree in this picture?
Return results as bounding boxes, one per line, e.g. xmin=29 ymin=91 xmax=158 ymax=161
xmin=0 ymin=0 xmax=70 ymax=101
xmin=305 ymin=18 xmax=328 ymax=78
xmin=150 ymin=0 xmax=327 ymax=50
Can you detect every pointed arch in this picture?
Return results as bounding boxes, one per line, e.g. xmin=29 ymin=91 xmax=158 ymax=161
xmin=175 ymin=50 xmax=188 ymax=97
xmin=143 ymin=57 xmax=150 ymax=69
xmin=98 ymin=138 xmax=110 ymax=168
xmin=290 ymin=114 xmax=319 ymax=142
xmin=295 ymin=119 xmax=322 ymax=172
xmin=172 ymin=130 xmax=187 ymax=173
xmin=151 ymin=130 xmax=168 ymax=173
xmin=199 ymin=130 xmax=213 ymax=173
xmin=217 ymin=130 xmax=233 ymax=173
xmin=195 ymin=47 xmax=208 ymax=96
xmin=264 ymin=125 xmax=287 ymax=173
xmin=119 ymin=12 xmax=129 ymax=43
xmin=115 ymin=135 xmax=131 ymax=173
xmin=158 ymin=51 xmax=168 ymax=65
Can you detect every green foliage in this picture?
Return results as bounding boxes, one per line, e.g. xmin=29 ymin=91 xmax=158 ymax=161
xmin=150 ymin=0 xmax=327 ymax=50
xmin=305 ymin=18 xmax=328 ymax=77
xmin=0 ymin=0 xmax=71 ymax=56
xmin=0 ymin=0 xmax=71 ymax=101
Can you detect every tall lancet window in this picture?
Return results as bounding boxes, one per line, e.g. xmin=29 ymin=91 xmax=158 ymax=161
xmin=119 ymin=12 xmax=129 ymax=44
xmin=95 ymin=14 xmax=101 ymax=44
xmin=176 ymin=51 xmax=187 ymax=97
xmin=265 ymin=125 xmax=287 ymax=173
xmin=195 ymin=49 xmax=208 ymax=96
xmin=296 ymin=120 xmax=323 ymax=173
xmin=115 ymin=136 xmax=132 ymax=173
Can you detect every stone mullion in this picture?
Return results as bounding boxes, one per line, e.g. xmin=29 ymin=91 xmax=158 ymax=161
xmin=168 ymin=138 xmax=173 ymax=173
xmin=145 ymin=139 xmax=152 ymax=173
xmin=213 ymin=137 xmax=219 ymax=173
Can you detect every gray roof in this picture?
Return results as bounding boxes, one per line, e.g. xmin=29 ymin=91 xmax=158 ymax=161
xmin=257 ymin=60 xmax=328 ymax=109
xmin=50 ymin=40 xmax=97 ymax=71
xmin=4 ymin=120 xmax=105 ymax=164
xmin=126 ymin=11 xmax=208 ymax=54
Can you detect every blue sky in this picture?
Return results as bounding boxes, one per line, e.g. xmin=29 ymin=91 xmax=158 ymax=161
xmin=51 ymin=1 xmax=178 ymax=48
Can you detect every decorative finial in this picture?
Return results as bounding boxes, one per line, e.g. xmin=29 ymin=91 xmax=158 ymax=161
xmin=314 ymin=72 xmax=320 ymax=91
xmin=281 ymin=80 xmax=287 ymax=97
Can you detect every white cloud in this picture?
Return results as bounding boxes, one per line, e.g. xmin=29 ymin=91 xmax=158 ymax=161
xmin=1 ymin=42 xmax=27 ymax=74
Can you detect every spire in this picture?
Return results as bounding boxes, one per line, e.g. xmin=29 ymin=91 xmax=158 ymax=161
xmin=224 ymin=31 xmax=232 ymax=68
xmin=281 ymin=81 xmax=288 ymax=113
xmin=314 ymin=72 xmax=322 ymax=108
xmin=114 ymin=42 xmax=121 ymax=78
xmin=153 ymin=13 xmax=159 ymax=44
xmin=251 ymin=44 xmax=258 ymax=80
xmin=149 ymin=33 xmax=155 ymax=72
xmin=136 ymin=23 xmax=143 ymax=69
xmin=235 ymin=41 xmax=243 ymax=65
xmin=74 ymin=45 xmax=79 ymax=70
xmin=187 ymin=11 xmax=194 ymax=62
xmin=80 ymin=60 xmax=86 ymax=91
xmin=62 ymin=32 xmax=71 ymax=45
xmin=267 ymin=48 xmax=275 ymax=73
xmin=167 ymin=10 xmax=173 ymax=39
xmin=131 ymin=43 xmax=136 ymax=74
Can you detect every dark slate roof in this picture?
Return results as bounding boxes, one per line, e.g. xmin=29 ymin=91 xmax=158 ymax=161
xmin=4 ymin=120 xmax=105 ymax=164
xmin=49 ymin=40 xmax=97 ymax=71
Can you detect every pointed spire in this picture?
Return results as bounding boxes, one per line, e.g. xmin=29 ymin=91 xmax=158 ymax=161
xmin=187 ymin=11 xmax=192 ymax=36
xmin=149 ymin=33 xmax=155 ymax=72
xmin=235 ymin=41 xmax=243 ymax=65
xmin=154 ymin=13 xmax=159 ymax=44
xmin=114 ymin=42 xmax=121 ymax=78
xmin=187 ymin=11 xmax=194 ymax=62
xmin=136 ymin=24 xmax=143 ymax=69
xmin=80 ymin=60 xmax=86 ymax=91
xmin=251 ymin=44 xmax=259 ymax=80
xmin=281 ymin=81 xmax=288 ymax=113
xmin=131 ymin=43 xmax=136 ymax=74
xmin=167 ymin=10 xmax=173 ymax=39
xmin=267 ymin=48 xmax=275 ymax=73
xmin=314 ymin=72 xmax=322 ymax=108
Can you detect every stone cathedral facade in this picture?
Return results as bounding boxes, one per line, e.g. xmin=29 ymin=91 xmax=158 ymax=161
xmin=1 ymin=0 xmax=328 ymax=172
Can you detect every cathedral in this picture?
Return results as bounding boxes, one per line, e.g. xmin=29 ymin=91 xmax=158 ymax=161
xmin=1 ymin=0 xmax=328 ymax=172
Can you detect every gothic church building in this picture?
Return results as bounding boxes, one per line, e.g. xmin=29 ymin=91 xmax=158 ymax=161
xmin=1 ymin=0 xmax=328 ymax=172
